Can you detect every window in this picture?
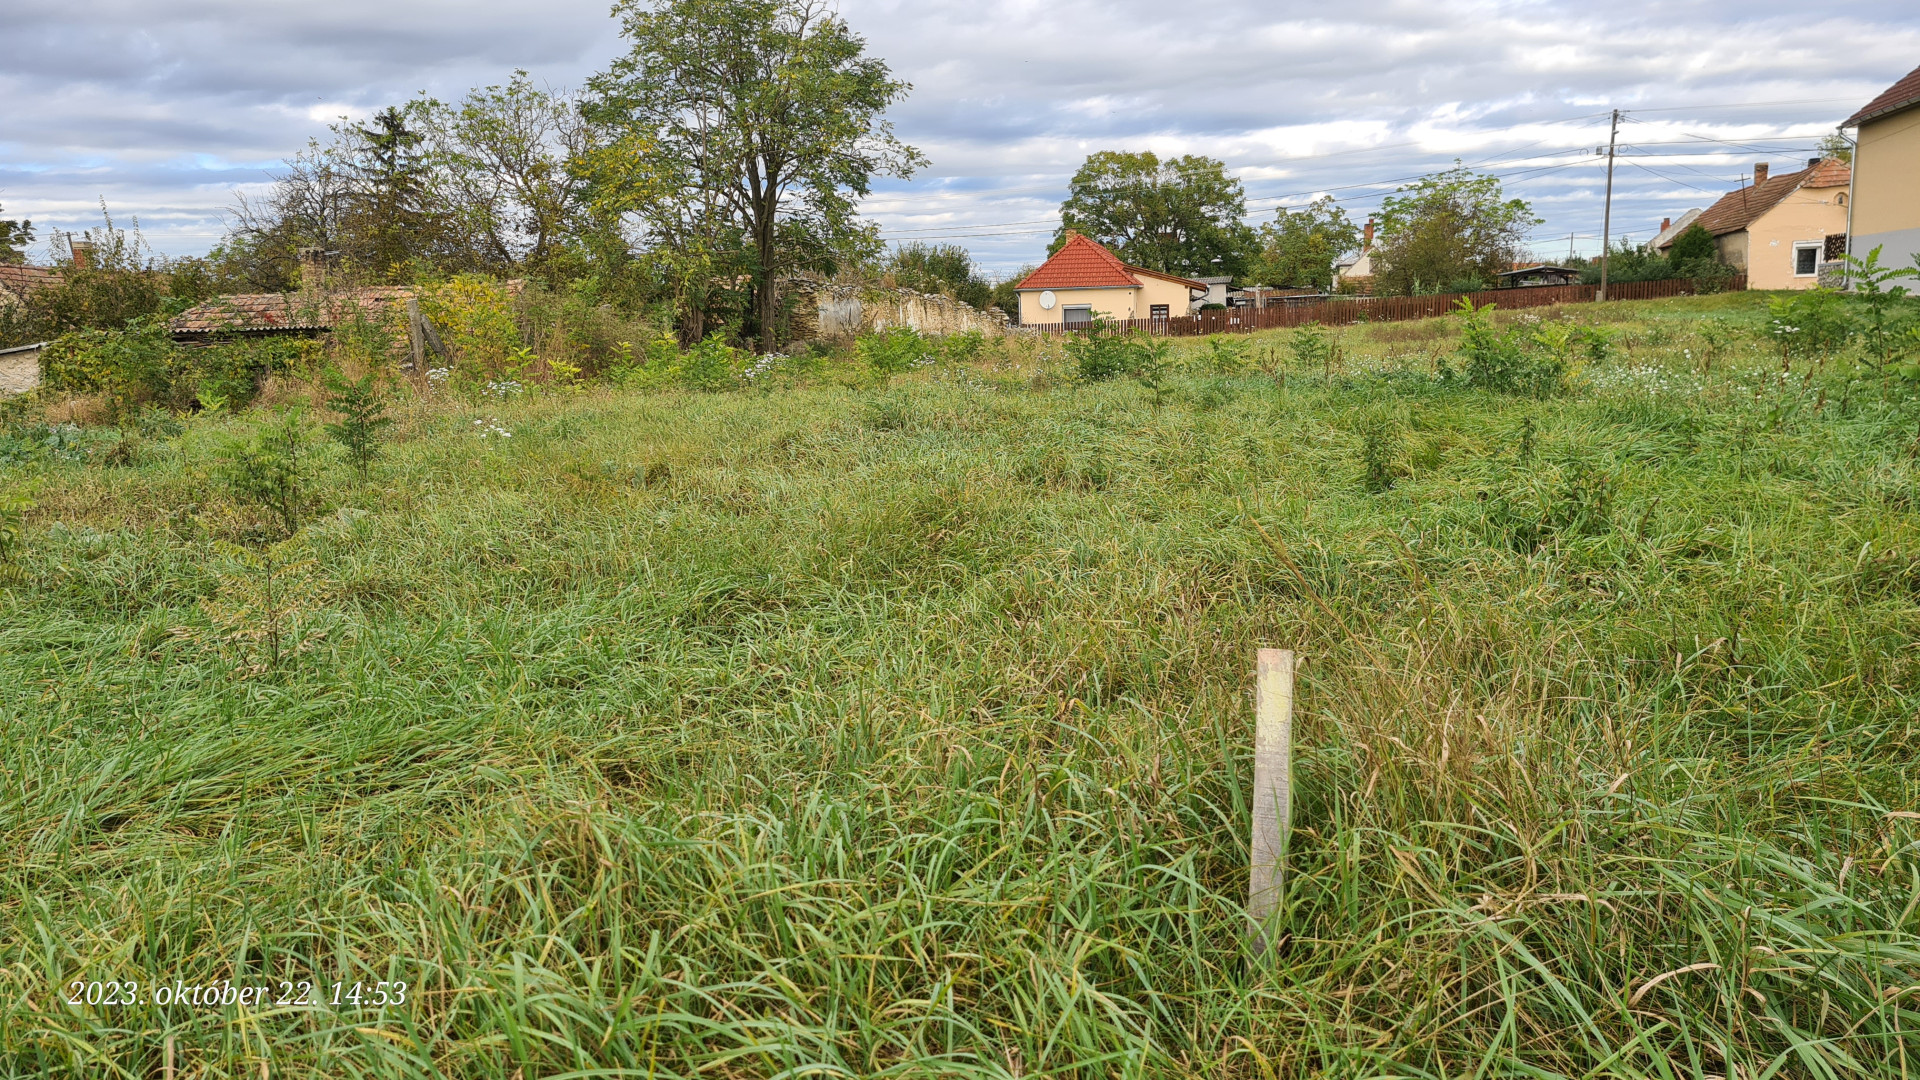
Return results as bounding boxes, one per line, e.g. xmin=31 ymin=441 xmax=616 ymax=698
xmin=1062 ymin=304 xmax=1093 ymax=328
xmin=1793 ymin=244 xmax=1820 ymax=277
xmin=1149 ymin=304 xmax=1169 ymax=320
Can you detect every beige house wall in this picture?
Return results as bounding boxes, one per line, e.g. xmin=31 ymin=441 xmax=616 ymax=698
xmin=1743 ymin=188 xmax=1849 ymax=290
xmin=1017 ymin=277 xmax=1198 ymax=325
xmin=1852 ymin=107 xmax=1920 ymax=271
xmin=1855 ymin=107 xmax=1920 ymax=238
xmin=1714 ymin=232 xmax=1749 ymax=271
xmin=1018 ymin=285 xmax=1134 ymax=325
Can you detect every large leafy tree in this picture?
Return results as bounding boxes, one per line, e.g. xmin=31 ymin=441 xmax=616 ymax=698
xmin=414 ymin=73 xmax=594 ymax=284
xmin=1247 ymin=196 xmax=1358 ymax=290
xmin=1051 ymin=151 xmax=1255 ymax=279
xmin=1374 ymin=164 xmax=1541 ymax=295
xmin=584 ymin=0 xmax=923 ymax=349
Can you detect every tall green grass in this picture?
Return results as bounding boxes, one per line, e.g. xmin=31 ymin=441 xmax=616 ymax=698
xmin=2 ymin=294 xmax=1917 ymax=1077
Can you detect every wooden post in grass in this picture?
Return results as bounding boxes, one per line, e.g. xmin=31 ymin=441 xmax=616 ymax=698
xmin=1249 ymin=648 xmax=1294 ymax=946
xmin=406 ymin=299 xmax=426 ymax=373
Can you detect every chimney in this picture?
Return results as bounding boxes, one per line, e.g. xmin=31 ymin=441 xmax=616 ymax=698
xmin=69 ymin=239 xmax=94 ymax=270
xmin=1753 ymin=162 xmax=1769 ymax=185
xmin=1363 ymin=218 xmax=1375 ymax=248
xmin=1660 ymin=217 xmax=1671 ymax=234
xmin=298 ymin=247 xmax=329 ymax=291
xmin=1808 ymin=157 xmax=1821 ymax=169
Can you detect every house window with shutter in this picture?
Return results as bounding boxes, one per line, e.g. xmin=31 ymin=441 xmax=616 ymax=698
xmin=1063 ymin=304 xmax=1093 ymax=328
xmin=1150 ymin=304 xmax=1169 ymax=320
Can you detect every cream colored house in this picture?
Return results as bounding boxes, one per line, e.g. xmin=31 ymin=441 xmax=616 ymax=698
xmin=1333 ymin=218 xmax=1377 ymax=292
xmin=1844 ymin=64 xmax=1920 ymax=273
xmin=1655 ymin=158 xmax=1850 ymax=290
xmin=1015 ymin=233 xmax=1207 ymax=326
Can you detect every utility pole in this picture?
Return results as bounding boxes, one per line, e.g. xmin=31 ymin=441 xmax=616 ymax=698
xmin=1598 ymin=109 xmax=1620 ymax=301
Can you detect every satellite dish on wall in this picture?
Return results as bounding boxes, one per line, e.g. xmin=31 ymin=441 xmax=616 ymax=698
xmin=1039 ymin=290 xmax=1057 ymax=310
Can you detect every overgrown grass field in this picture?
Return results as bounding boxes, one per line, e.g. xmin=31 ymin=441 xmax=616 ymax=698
xmin=3 ymin=294 xmax=1918 ymax=1077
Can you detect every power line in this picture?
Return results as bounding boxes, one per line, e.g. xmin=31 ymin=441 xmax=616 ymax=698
xmin=1620 ymin=95 xmax=1861 ymax=114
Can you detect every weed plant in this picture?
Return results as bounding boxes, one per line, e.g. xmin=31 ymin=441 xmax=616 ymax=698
xmin=1 ymin=293 xmax=1918 ymax=1077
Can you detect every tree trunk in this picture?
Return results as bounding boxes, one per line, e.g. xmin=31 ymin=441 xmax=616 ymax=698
xmin=754 ymin=215 xmax=779 ymax=353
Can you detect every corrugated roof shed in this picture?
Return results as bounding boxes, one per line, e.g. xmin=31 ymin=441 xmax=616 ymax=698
xmin=170 ymin=286 xmax=416 ymax=335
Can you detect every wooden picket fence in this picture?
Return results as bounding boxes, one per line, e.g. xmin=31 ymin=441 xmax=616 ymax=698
xmin=1024 ymin=276 xmax=1746 ymax=338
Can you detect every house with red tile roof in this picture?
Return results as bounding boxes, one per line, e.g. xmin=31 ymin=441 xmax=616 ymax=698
xmin=1843 ymin=63 xmax=1920 ymax=274
xmin=1013 ymin=233 xmax=1208 ymax=327
xmin=1654 ymin=158 xmax=1850 ymax=289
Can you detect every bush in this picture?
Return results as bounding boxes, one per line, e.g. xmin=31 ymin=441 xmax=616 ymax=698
xmin=215 ymin=407 xmax=322 ymax=540
xmin=857 ymin=327 xmax=933 ymax=376
xmin=1196 ymin=335 xmax=1252 ymax=375
xmin=418 ymin=275 xmax=523 ymax=375
xmin=1486 ymin=459 xmax=1614 ymax=552
xmin=38 ymin=320 xmax=178 ymax=419
xmin=1288 ymin=325 xmax=1333 ymax=372
xmin=1355 ymin=411 xmax=1402 ymax=493
xmin=1668 ymin=223 xmax=1716 ymax=262
xmin=1766 ymin=290 xmax=1852 ymax=362
xmin=187 ymin=336 xmax=309 ymax=413
xmin=323 ymin=370 xmax=393 ymax=479
xmin=1065 ymin=329 xmax=1146 ymax=382
xmin=679 ymin=332 xmax=742 ymax=391
xmin=1450 ymin=299 xmax=1567 ymax=396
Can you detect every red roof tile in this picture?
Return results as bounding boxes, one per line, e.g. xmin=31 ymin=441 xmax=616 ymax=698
xmin=1014 ymin=233 xmax=1209 ymax=294
xmin=0 ymin=264 xmax=61 ymax=298
xmin=170 ymin=286 xmax=417 ymax=335
xmin=1016 ymin=233 xmax=1141 ymax=290
xmin=1846 ymin=63 xmax=1920 ymax=128
xmin=1683 ymin=159 xmax=1850 ymax=240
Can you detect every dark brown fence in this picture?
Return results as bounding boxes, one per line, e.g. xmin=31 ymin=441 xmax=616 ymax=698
xmin=1024 ymin=276 xmax=1746 ymax=337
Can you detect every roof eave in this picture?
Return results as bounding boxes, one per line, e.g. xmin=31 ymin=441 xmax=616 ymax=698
xmin=1845 ymin=96 xmax=1920 ymax=129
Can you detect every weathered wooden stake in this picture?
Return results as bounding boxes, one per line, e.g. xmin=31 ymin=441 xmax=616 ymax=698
xmin=1249 ymin=648 xmax=1294 ymax=947
xmin=406 ymin=299 xmax=426 ymax=373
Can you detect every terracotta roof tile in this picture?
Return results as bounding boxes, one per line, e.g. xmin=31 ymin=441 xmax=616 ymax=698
xmin=170 ymin=286 xmax=416 ymax=335
xmin=1846 ymin=63 xmax=1920 ymax=128
xmin=1016 ymin=233 xmax=1141 ymax=291
xmin=1687 ymin=159 xmax=1850 ymax=240
xmin=0 ymin=264 xmax=61 ymax=298
xmin=1014 ymin=233 xmax=1210 ymax=294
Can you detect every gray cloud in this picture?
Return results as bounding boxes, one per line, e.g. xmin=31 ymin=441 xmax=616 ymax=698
xmin=2 ymin=0 xmax=1914 ymax=272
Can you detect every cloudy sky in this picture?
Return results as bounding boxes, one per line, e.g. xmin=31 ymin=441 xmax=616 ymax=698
xmin=2 ymin=0 xmax=1916 ymax=275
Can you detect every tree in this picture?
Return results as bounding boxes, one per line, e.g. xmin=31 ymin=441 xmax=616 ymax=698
xmin=1052 ymin=151 xmax=1255 ymax=279
xmin=0 ymin=205 xmax=32 ymax=264
xmin=989 ymin=267 xmax=1034 ymax=322
xmin=1667 ymin=222 xmax=1717 ymax=262
xmin=584 ymin=0 xmax=923 ymax=350
xmin=1817 ymin=131 xmax=1853 ymax=165
xmin=1374 ymin=164 xmax=1541 ymax=296
xmin=885 ymin=242 xmax=991 ymax=310
xmin=1247 ymin=196 xmax=1358 ymax=290
xmin=226 ymin=145 xmax=356 ymax=291
xmin=337 ymin=106 xmax=444 ymax=280
xmin=414 ymin=73 xmax=593 ymax=283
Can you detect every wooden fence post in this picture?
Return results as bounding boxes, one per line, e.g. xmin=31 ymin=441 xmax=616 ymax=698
xmin=1249 ymin=648 xmax=1294 ymax=947
xmin=406 ymin=299 xmax=426 ymax=373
